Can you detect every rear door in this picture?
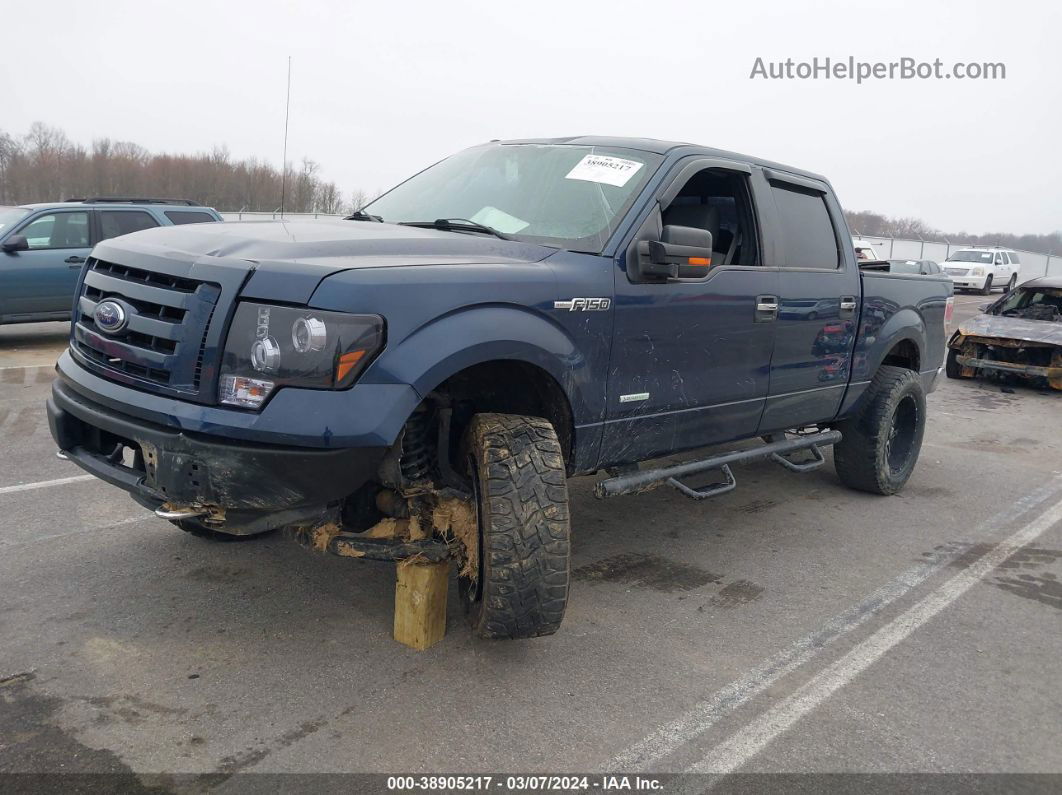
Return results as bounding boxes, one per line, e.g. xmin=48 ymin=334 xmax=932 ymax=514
xmin=757 ymin=170 xmax=860 ymax=432
xmin=1 ymin=209 xmax=93 ymax=317
xmin=599 ymin=157 xmax=778 ymax=467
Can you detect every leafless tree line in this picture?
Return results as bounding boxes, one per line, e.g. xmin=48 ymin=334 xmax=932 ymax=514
xmin=844 ymin=209 xmax=1061 ymax=256
xmin=0 ymin=122 xmax=374 ymax=214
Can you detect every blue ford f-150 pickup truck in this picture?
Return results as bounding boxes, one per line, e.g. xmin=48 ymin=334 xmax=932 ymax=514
xmin=48 ymin=137 xmax=952 ymax=640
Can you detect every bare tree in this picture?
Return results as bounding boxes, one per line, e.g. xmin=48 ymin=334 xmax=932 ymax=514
xmin=0 ymin=122 xmax=359 ymax=215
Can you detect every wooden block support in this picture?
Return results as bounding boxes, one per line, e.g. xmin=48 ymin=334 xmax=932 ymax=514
xmin=393 ymin=560 xmax=450 ymax=650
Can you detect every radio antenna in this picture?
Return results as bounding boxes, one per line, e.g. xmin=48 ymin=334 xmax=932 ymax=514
xmin=280 ymin=56 xmax=292 ymax=218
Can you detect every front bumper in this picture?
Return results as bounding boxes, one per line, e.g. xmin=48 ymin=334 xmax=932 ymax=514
xmin=49 ymin=377 xmax=386 ymax=531
xmin=955 ymin=355 xmax=1062 ymax=388
xmin=948 ymin=276 xmax=988 ymax=290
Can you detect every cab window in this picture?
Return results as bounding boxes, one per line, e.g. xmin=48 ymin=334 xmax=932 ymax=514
xmin=19 ymin=211 xmax=90 ymax=249
xmin=661 ymin=168 xmax=760 ymax=266
xmin=770 ymin=183 xmax=839 ymax=268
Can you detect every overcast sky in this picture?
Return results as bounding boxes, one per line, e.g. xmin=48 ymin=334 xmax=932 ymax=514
xmin=4 ymin=0 xmax=1059 ymax=234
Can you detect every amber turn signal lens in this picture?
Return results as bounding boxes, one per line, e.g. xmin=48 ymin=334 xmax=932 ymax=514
xmin=687 ymin=257 xmax=712 ymax=266
xmin=335 ymin=350 xmax=366 ymax=383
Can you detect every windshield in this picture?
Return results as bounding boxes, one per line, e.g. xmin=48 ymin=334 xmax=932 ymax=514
xmin=0 ymin=207 xmax=30 ymax=233
xmin=993 ymin=286 xmax=1062 ymax=319
xmin=364 ymin=144 xmax=662 ymax=252
xmin=947 ymin=250 xmax=994 ymax=263
xmin=888 ymin=260 xmax=922 ymax=274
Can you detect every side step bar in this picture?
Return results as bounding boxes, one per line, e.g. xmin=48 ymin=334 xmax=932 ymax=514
xmin=593 ymin=430 xmax=842 ymax=500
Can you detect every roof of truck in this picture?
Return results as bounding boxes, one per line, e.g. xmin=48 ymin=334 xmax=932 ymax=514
xmin=500 ymin=135 xmax=830 ymax=184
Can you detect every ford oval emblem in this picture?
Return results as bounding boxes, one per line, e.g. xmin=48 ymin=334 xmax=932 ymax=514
xmin=94 ymin=300 xmax=128 ymax=334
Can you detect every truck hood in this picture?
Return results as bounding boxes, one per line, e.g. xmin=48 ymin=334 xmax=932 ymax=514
xmin=102 ymin=218 xmax=557 ymax=268
xmin=91 ymin=219 xmax=559 ymax=304
xmin=957 ymin=312 xmax=1062 ymax=346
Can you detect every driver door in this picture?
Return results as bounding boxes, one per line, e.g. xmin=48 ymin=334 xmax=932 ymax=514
xmin=598 ymin=159 xmax=778 ymax=468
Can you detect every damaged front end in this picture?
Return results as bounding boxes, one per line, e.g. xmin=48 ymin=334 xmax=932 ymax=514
xmin=290 ymin=401 xmax=480 ymax=577
xmin=48 ymin=377 xmax=388 ymax=535
xmin=949 ymin=310 xmax=1062 ymax=391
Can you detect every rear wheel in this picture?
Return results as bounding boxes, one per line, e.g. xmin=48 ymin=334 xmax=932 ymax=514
xmin=171 ymin=519 xmax=275 ymax=542
xmin=980 ymin=274 xmax=994 ymax=295
xmin=459 ymin=413 xmax=570 ymax=639
xmin=1005 ymin=274 xmax=1017 ymax=293
xmin=833 ymin=365 xmax=926 ymax=495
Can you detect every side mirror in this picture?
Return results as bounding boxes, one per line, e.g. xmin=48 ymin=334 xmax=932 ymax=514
xmin=635 ymin=225 xmax=714 ymax=281
xmin=2 ymin=234 xmax=28 ymax=253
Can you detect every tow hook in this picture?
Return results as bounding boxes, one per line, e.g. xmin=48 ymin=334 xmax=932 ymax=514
xmin=154 ymin=505 xmax=211 ymax=521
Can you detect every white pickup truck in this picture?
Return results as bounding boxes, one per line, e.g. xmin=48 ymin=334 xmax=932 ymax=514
xmin=943 ymin=247 xmax=1021 ymax=295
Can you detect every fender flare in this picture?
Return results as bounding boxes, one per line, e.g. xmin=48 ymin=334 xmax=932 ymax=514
xmin=367 ymin=303 xmax=587 ymax=420
xmin=866 ymin=307 xmax=926 ymax=376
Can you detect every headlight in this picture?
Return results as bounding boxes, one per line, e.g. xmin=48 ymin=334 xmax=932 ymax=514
xmin=971 ymin=267 xmax=985 ymax=276
xmin=219 ymin=302 xmax=384 ymax=409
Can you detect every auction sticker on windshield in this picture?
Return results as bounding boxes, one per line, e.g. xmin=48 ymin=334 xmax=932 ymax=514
xmin=565 ymin=154 xmax=644 ymax=187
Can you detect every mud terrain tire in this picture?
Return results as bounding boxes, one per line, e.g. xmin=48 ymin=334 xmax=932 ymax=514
xmin=833 ymin=365 xmax=926 ymax=495
xmin=461 ymin=413 xmax=570 ymax=639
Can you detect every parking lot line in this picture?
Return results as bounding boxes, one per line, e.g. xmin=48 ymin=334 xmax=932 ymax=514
xmin=607 ymin=475 xmax=1062 ymax=772
xmin=0 ymin=474 xmax=94 ymax=495
xmin=689 ymin=494 xmax=1062 ymax=776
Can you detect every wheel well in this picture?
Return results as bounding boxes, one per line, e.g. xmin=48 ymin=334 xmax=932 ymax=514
xmin=431 ymin=360 xmax=574 ymax=469
xmin=881 ymin=338 xmax=920 ymax=372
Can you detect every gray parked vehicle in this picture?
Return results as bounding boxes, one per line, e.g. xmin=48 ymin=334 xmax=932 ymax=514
xmin=0 ymin=198 xmax=221 ymax=325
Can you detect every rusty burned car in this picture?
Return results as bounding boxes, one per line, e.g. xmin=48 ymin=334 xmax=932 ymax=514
xmin=946 ymin=275 xmax=1062 ymax=390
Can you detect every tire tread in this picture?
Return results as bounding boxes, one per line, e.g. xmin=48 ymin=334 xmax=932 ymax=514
xmin=833 ymin=365 xmax=926 ymax=495
xmin=465 ymin=413 xmax=570 ymax=639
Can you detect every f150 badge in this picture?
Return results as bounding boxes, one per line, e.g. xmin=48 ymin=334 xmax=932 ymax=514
xmin=554 ymin=298 xmax=611 ymax=311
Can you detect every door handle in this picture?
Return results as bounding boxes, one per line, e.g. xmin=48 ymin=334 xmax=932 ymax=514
xmin=65 ymin=256 xmax=86 ymax=265
xmin=755 ymin=295 xmax=779 ymax=322
xmin=839 ymin=296 xmax=857 ymax=318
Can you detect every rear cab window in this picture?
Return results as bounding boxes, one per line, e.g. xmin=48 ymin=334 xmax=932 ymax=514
xmin=164 ymin=210 xmax=219 ymax=225
xmin=769 ymin=180 xmax=840 ymax=268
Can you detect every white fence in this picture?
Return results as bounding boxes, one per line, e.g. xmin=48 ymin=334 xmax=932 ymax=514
xmin=855 ymin=235 xmax=1060 ymax=284
xmin=219 ymin=212 xmax=1060 ymax=283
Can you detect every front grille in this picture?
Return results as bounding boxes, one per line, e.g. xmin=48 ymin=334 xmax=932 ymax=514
xmin=945 ymin=267 xmax=970 ymax=276
xmin=73 ymin=257 xmax=222 ymax=395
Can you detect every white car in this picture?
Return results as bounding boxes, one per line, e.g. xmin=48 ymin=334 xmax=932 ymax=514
xmin=943 ymin=248 xmax=1021 ymax=295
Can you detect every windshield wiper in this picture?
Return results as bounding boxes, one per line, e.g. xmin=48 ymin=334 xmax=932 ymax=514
xmin=345 ymin=209 xmax=384 ymax=222
xmin=397 ymin=218 xmax=511 ymax=240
